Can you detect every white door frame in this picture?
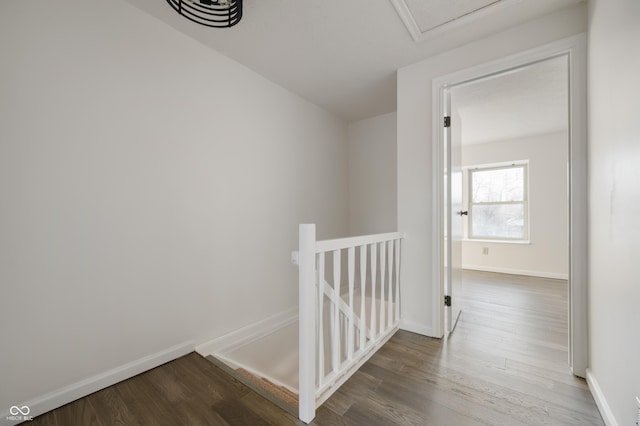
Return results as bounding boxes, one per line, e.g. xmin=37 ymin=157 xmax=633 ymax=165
xmin=430 ymin=33 xmax=588 ymax=377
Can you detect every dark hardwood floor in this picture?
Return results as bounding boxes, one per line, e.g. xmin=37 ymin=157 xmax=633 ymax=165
xmin=31 ymin=271 xmax=603 ymax=425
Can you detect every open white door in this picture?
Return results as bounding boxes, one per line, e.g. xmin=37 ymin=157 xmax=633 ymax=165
xmin=444 ymin=89 xmax=463 ymax=334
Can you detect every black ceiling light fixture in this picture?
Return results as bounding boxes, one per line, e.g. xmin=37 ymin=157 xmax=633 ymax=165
xmin=166 ymin=0 xmax=242 ymax=28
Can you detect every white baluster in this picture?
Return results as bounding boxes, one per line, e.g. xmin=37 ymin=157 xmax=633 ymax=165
xmin=332 ymin=249 xmax=341 ymax=372
xmin=317 ymin=252 xmax=325 ymax=385
xmin=379 ymin=242 xmax=386 ymax=333
xmin=347 ymin=246 xmax=355 ymax=360
xmin=395 ymin=239 xmax=401 ymax=322
xmin=359 ymin=244 xmax=366 ymax=350
xmin=370 ymin=243 xmax=377 ymax=339
xmin=387 ymin=240 xmax=393 ymax=328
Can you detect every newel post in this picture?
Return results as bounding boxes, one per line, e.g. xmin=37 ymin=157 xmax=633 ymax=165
xmin=298 ymin=224 xmax=316 ymax=423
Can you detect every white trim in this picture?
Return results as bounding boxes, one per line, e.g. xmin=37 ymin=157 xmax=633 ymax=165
xmin=195 ymin=307 xmax=298 ymax=356
xmin=467 ymin=162 xmax=530 ymax=241
xmin=390 ymin=0 xmax=523 ymax=43
xmin=462 ymin=265 xmax=568 ymax=280
xmin=463 ymin=159 xmax=529 ymax=170
xmin=213 ymin=353 xmax=299 ymax=395
xmin=432 ymin=90 xmax=445 ymax=338
xmin=566 ymin=32 xmax=589 ymax=379
xmin=586 ymin=370 xmax=618 ymax=426
xmin=399 ymin=319 xmax=436 ymax=338
xmin=315 ymin=232 xmax=402 ymax=253
xmin=431 ymin=33 xmax=588 ymax=376
xmin=431 ymin=35 xmax=584 ymax=89
xmin=463 ymin=239 xmax=530 ymax=245
xmin=0 ymin=341 xmax=194 ymax=426
xmin=389 ymin=0 xmax=422 ymax=41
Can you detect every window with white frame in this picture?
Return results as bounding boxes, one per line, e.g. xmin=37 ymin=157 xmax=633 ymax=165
xmin=467 ymin=162 xmax=529 ymax=241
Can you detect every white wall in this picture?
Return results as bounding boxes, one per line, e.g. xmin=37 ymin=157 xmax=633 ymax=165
xmin=0 ymin=0 xmax=348 ymax=413
xmin=587 ymin=0 xmax=640 ymax=424
xmin=397 ymin=4 xmax=587 ymax=336
xmin=461 ymin=132 xmax=569 ymax=279
xmin=348 ymin=113 xmax=397 ymax=236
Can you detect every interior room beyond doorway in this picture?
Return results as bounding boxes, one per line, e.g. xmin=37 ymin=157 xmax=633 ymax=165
xmin=446 ymin=56 xmax=570 ymax=365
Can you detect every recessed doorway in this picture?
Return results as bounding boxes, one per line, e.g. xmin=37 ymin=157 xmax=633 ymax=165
xmin=432 ymin=35 xmax=587 ymax=377
xmin=451 ymin=54 xmax=570 ymax=343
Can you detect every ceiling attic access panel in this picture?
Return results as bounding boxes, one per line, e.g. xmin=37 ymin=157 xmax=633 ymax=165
xmin=392 ymin=0 xmax=519 ymax=41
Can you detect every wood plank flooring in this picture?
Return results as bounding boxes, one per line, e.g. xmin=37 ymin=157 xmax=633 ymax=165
xmin=31 ymin=271 xmax=603 ymax=425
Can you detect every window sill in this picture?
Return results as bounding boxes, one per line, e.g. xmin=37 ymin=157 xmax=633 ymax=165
xmin=463 ymin=239 xmax=530 ymax=245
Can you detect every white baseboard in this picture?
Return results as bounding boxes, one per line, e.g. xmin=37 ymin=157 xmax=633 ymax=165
xmin=0 ymin=341 xmax=194 ymax=426
xmin=399 ymin=319 xmax=436 ymax=338
xmin=586 ymin=369 xmax=618 ymax=426
xmin=196 ymin=307 xmax=298 ymax=356
xmin=462 ymin=265 xmax=568 ymax=280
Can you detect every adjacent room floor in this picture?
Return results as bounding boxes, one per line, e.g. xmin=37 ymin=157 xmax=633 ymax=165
xmin=31 ymin=271 xmax=603 ymax=425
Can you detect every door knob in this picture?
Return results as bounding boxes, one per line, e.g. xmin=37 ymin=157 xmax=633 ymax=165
xmin=457 ymin=211 xmax=468 ymax=216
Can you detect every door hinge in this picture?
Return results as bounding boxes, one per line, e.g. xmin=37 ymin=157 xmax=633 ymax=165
xmin=444 ymin=116 xmax=451 ymax=128
xmin=444 ymin=295 xmax=451 ymax=307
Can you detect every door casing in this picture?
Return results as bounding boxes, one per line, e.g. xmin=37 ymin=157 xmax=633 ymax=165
xmin=430 ymin=33 xmax=588 ymax=377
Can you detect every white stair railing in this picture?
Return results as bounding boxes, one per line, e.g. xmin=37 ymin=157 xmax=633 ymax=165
xmin=295 ymin=224 xmax=402 ymax=423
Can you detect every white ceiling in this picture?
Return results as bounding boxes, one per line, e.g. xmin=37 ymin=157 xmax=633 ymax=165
xmin=452 ymin=55 xmax=568 ymax=145
xmin=124 ymin=0 xmax=584 ymax=122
